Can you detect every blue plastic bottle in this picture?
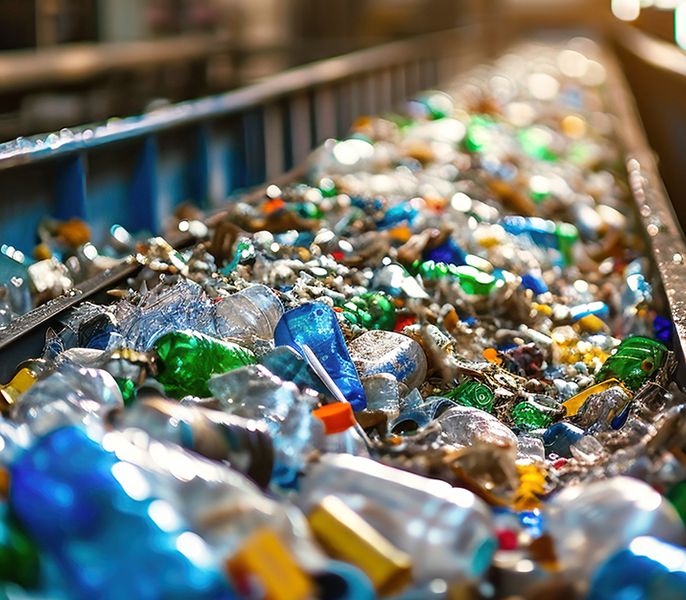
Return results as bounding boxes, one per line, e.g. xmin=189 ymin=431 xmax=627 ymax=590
xmin=274 ymin=303 xmax=366 ymax=411
xmin=10 ymin=426 xmax=235 ymax=600
xmin=588 ymin=536 xmax=686 ymax=600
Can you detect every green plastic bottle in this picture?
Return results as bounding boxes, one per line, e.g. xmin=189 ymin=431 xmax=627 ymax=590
xmin=337 ymin=292 xmax=396 ymax=331
xmin=595 ymin=336 xmax=667 ymax=392
xmin=445 ymin=379 xmax=495 ymax=413
xmin=154 ymin=330 xmax=256 ymax=398
xmin=511 ymin=400 xmax=555 ymax=431
xmin=517 ymin=126 xmax=557 ymax=161
xmin=464 ymin=115 xmax=495 ymax=153
xmin=0 ymin=508 xmax=41 ymax=589
xmin=418 ymin=261 xmax=497 ymax=296
xmin=667 ymin=481 xmax=686 ymax=525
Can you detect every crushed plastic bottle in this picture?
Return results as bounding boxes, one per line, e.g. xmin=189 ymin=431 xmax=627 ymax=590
xmin=297 ymin=454 xmax=497 ymax=583
xmin=115 ymin=395 xmax=274 ymax=487
xmin=11 ymin=364 xmax=123 ymax=436
xmin=214 ymin=284 xmax=284 ymax=347
xmin=1 ymin=37 xmax=686 ymax=600
xmin=154 ymin=330 xmax=256 ymax=398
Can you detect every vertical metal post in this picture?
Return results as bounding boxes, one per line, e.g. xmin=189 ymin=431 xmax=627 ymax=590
xmin=131 ymin=136 xmax=160 ymax=233
xmin=336 ymin=79 xmax=354 ymax=138
xmin=406 ymin=60 xmax=422 ymax=98
xmin=379 ymin=68 xmax=394 ymax=112
xmin=242 ymin=109 xmax=266 ymax=187
xmin=263 ymin=103 xmax=286 ymax=181
xmin=204 ymin=123 xmax=227 ymax=208
xmin=363 ymin=73 xmax=377 ymax=116
xmin=314 ymin=86 xmax=337 ymax=144
xmin=55 ymin=154 xmax=87 ymax=221
xmin=392 ymin=64 xmax=407 ymax=105
xmin=193 ymin=124 xmax=211 ymax=209
xmin=35 ymin=0 xmax=58 ymax=47
xmin=224 ymin=118 xmax=246 ymax=197
xmin=350 ymin=78 xmax=364 ymax=123
xmin=289 ymin=93 xmax=312 ymax=165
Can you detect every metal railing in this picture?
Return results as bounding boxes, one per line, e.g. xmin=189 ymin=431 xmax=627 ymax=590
xmin=0 ymin=26 xmax=483 ymax=254
xmin=0 ymin=25 xmax=485 ymax=376
xmin=0 ymin=23 xmax=684 ymax=386
xmin=612 ymin=23 xmax=686 ymax=231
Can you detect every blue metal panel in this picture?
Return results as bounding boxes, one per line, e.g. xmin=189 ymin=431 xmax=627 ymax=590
xmin=193 ymin=124 xmax=212 ymax=209
xmin=54 ymin=155 xmax=87 ymax=221
xmin=0 ymin=29 xmax=461 ymax=252
xmin=226 ymin=119 xmax=248 ymax=193
xmin=130 ymin=136 xmax=161 ymax=234
xmin=85 ymin=144 xmax=143 ymax=244
xmin=242 ymin=109 xmax=266 ymax=187
xmin=156 ymin=128 xmax=203 ymax=220
xmin=0 ymin=165 xmax=51 ymax=252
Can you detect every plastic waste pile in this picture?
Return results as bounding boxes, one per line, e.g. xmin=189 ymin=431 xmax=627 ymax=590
xmin=0 ymin=39 xmax=685 ymax=600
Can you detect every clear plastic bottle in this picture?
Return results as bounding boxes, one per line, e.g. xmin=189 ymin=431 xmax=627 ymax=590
xmin=214 ymin=284 xmax=284 ymax=346
xmin=12 ymin=422 xmax=335 ymax=599
xmin=297 ymin=454 xmax=496 ymax=583
xmin=104 ymin=427 xmax=325 ymax=573
xmin=209 ymin=365 xmax=325 ymax=486
xmin=11 ymin=364 xmax=123 ymax=436
xmin=115 ymin=395 xmax=274 ymax=488
xmin=546 ymin=477 xmax=685 ymax=581
xmin=437 ymin=404 xmax=518 ymax=449
xmin=313 ymin=402 xmax=370 ymax=457
xmin=10 ymin=426 xmax=236 ymax=600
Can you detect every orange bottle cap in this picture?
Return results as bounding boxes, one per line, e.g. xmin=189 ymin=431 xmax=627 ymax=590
xmin=313 ymin=402 xmax=357 ymax=434
xmin=482 ymin=347 xmax=501 ymax=364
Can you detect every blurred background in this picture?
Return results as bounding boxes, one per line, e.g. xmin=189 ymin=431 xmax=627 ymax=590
xmin=0 ymin=0 xmax=600 ymax=141
xmin=1 ymin=0 xmax=686 ymax=223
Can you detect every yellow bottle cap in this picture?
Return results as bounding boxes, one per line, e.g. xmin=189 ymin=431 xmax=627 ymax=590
xmin=308 ymin=495 xmax=412 ymax=596
xmin=562 ymin=378 xmax=627 ymax=417
xmin=0 ymin=367 xmax=39 ymax=413
xmin=11 ymin=368 xmax=39 ymax=395
xmin=226 ymin=528 xmax=313 ymax=600
xmin=577 ymin=314 xmax=606 ymax=334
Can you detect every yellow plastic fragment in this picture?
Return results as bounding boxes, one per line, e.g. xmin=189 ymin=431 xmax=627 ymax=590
xmin=308 ymin=495 xmax=412 ymax=596
xmin=577 ymin=314 xmax=607 ymax=333
xmin=0 ymin=367 xmax=39 ymax=413
xmin=513 ymin=463 xmax=547 ymax=512
xmin=226 ymin=528 xmax=313 ymax=600
xmin=562 ymin=378 xmax=628 ymax=417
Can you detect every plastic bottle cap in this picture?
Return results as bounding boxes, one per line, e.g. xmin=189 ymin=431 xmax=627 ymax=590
xmin=226 ymin=528 xmax=313 ymax=600
xmin=308 ymin=496 xmax=412 ymax=595
xmin=313 ymin=403 xmax=357 ymax=434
